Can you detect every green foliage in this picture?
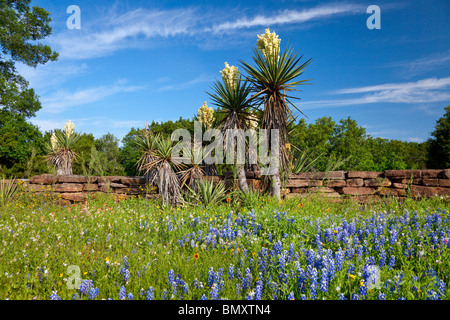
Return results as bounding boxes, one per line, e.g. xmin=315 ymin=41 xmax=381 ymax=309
xmin=0 ymin=0 xmax=58 ymax=118
xmin=184 ymin=178 xmax=227 ymax=207
xmin=0 ymin=175 xmax=19 ymax=207
xmin=95 ymin=133 xmax=125 ymax=176
xmin=427 ymin=106 xmax=450 ymax=169
xmin=0 ymin=112 xmax=46 ymax=177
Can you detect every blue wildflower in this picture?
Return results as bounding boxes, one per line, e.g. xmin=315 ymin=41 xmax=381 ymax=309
xmin=255 ymin=280 xmax=263 ymax=300
xmin=49 ymin=291 xmax=61 ymax=300
xmin=287 ymin=292 xmax=295 ymax=300
xmin=118 ymin=285 xmax=127 ymax=300
xmin=146 ymin=287 xmax=154 ymax=300
xmin=88 ymin=287 xmax=100 ymax=300
xmin=79 ymin=279 xmax=94 ymax=295
xmin=228 ymin=264 xmax=234 ymax=280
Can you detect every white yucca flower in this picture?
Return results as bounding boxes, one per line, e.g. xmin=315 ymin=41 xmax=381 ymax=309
xmin=220 ymin=62 xmax=239 ymax=91
xmin=50 ymin=132 xmax=58 ymax=151
xmin=256 ymin=28 xmax=281 ymax=62
xmin=64 ymin=120 xmax=75 ymax=138
xmin=197 ymin=102 xmax=215 ymax=128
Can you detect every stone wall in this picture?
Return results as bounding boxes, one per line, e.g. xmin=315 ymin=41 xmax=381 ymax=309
xmin=17 ymin=169 xmax=450 ymax=203
xmin=284 ymin=169 xmax=450 ymax=201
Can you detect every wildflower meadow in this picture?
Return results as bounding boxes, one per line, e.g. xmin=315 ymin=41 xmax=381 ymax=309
xmin=1 ymin=189 xmax=449 ymax=301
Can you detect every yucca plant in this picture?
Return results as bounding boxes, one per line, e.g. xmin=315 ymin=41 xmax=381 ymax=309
xmin=0 ymin=176 xmax=19 ymax=207
xmin=184 ymin=178 xmax=227 ymax=207
xmin=133 ymin=128 xmax=160 ymax=185
xmin=240 ymin=28 xmax=312 ymax=199
xmin=45 ymin=120 xmax=80 ymax=175
xmin=177 ymin=144 xmax=208 ymax=192
xmin=137 ymin=133 xmax=185 ymax=207
xmin=207 ymin=62 xmax=257 ymax=195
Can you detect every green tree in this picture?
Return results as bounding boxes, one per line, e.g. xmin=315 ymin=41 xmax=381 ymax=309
xmin=1 ymin=0 xmax=58 ymax=117
xmin=1 ymin=0 xmax=58 ymax=177
xmin=329 ymin=117 xmax=374 ymax=171
xmin=95 ymin=133 xmax=125 ymax=176
xmin=427 ymin=106 xmax=450 ymax=169
xmin=120 ymin=127 xmax=142 ymax=176
xmin=0 ymin=112 xmax=46 ymax=177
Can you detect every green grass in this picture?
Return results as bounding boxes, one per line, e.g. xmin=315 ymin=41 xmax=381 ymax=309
xmin=0 ymin=185 xmax=449 ymax=300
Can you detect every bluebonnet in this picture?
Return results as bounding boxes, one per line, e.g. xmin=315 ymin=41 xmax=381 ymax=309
xmin=437 ymin=279 xmax=446 ymax=298
xmin=207 ymin=267 xmax=215 ymax=288
xmin=79 ymin=279 xmax=94 ymax=295
xmin=378 ymin=292 xmax=386 ymax=300
xmin=335 ymin=249 xmax=344 ymax=271
xmin=146 ymin=287 xmax=154 ymax=300
xmin=287 ymin=292 xmax=295 ymax=300
xmin=118 ymin=285 xmax=127 ymax=300
xmin=127 ymin=293 xmax=134 ymax=300
xmin=298 ymin=268 xmax=306 ymax=293
xmin=120 ymin=267 xmax=131 ymax=282
xmin=228 ymin=264 xmax=234 ymax=280
xmin=49 ymin=291 xmax=61 ymax=300
xmin=255 ymin=280 xmax=263 ymax=300
xmin=338 ymin=293 xmax=346 ymax=300
xmin=88 ymin=287 xmax=100 ymax=300
xmin=351 ymin=293 xmax=360 ymax=300
xmin=241 ymin=268 xmax=252 ymax=291
xmin=209 ymin=283 xmax=219 ymax=300
xmin=320 ymin=267 xmax=328 ymax=293
xmin=200 ymin=294 xmax=208 ymax=300
xmin=388 ymin=255 xmax=396 ymax=270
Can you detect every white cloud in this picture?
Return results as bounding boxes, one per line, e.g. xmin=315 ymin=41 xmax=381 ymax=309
xmin=210 ymin=4 xmax=362 ymax=33
xmin=40 ymin=80 xmax=146 ymax=113
xmin=301 ymin=77 xmax=450 ymax=109
xmin=50 ymin=3 xmax=364 ymax=60
xmin=52 ymin=7 xmax=199 ymax=59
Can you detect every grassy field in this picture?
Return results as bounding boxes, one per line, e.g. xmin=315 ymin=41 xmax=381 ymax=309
xmin=0 ymin=187 xmax=449 ymax=300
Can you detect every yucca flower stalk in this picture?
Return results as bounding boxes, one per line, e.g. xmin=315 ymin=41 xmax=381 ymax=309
xmin=207 ymin=62 xmax=257 ymax=194
xmin=46 ymin=120 xmax=80 ymax=175
xmin=240 ymin=28 xmax=312 ymax=199
xmin=197 ymin=101 xmax=215 ymax=129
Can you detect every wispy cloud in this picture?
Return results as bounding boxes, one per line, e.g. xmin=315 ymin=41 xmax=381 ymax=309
xmin=52 ymin=7 xmax=199 ymax=59
xmin=301 ymin=77 xmax=450 ymax=109
xmin=50 ymin=3 xmax=364 ymax=60
xmin=156 ymin=74 xmax=214 ymax=92
xmin=386 ymin=51 xmax=450 ymax=78
xmin=41 ymin=80 xmax=146 ymax=113
xmin=210 ymin=4 xmax=362 ymax=33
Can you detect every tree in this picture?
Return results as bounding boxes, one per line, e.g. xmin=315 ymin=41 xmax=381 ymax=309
xmin=120 ymin=127 xmax=142 ymax=176
xmin=1 ymin=0 xmax=58 ymax=118
xmin=95 ymin=133 xmax=125 ymax=176
xmin=1 ymin=0 xmax=58 ymax=176
xmin=0 ymin=110 xmax=46 ymax=177
xmin=240 ymin=28 xmax=312 ymax=199
xmin=427 ymin=106 xmax=450 ymax=169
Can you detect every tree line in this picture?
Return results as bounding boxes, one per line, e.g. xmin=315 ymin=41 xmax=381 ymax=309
xmin=1 ymin=108 xmax=449 ymax=179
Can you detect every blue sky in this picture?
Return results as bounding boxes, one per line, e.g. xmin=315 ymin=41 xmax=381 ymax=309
xmin=18 ymin=0 xmax=450 ymax=144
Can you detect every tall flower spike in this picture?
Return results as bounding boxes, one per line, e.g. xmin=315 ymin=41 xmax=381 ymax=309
xmin=64 ymin=120 xmax=75 ymax=139
xmin=256 ymin=28 xmax=281 ymax=62
xmin=50 ymin=132 xmax=58 ymax=151
xmin=220 ymin=62 xmax=239 ymax=91
xmin=198 ymin=101 xmax=215 ymax=128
